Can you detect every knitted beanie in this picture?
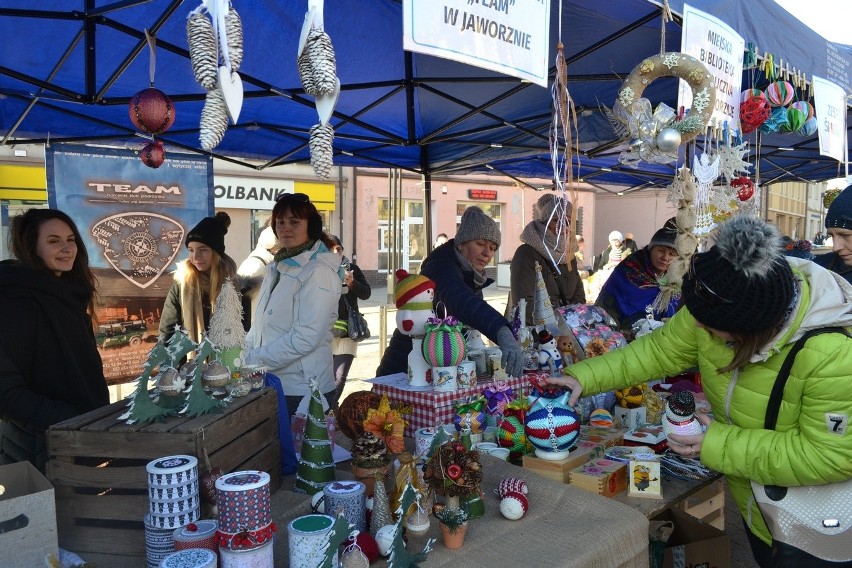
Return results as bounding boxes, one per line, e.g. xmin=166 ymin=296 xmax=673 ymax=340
xmin=681 ymin=215 xmax=794 ymax=333
xmin=782 ymin=239 xmax=814 ymax=260
xmin=394 ymin=268 xmax=434 ymax=308
xmin=535 ymin=193 xmax=572 ymax=224
xmin=647 ymin=217 xmax=678 ymax=250
xmin=825 ymin=184 xmax=852 ymax=230
xmin=186 ymin=211 xmax=230 ymax=256
xmin=608 ymin=230 xmax=624 ymax=243
xmin=455 ymin=206 xmax=501 ymax=246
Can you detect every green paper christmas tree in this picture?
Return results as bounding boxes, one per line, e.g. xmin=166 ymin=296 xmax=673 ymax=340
xmin=370 ymin=476 xmax=392 ymax=537
xmin=319 ymin=515 xmax=354 ymax=568
xmin=295 ymin=382 xmax=336 ymax=494
xmin=208 ymin=278 xmax=246 ymax=375
xmin=179 ymin=336 xmax=224 ymax=418
xmin=388 ymin=481 xmax=435 ymax=567
xmin=120 ymin=342 xmax=175 ymax=424
xmin=165 ymin=325 xmax=198 ymax=367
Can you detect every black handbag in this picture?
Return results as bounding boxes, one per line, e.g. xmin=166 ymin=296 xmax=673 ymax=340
xmin=344 ymin=295 xmax=370 ymax=342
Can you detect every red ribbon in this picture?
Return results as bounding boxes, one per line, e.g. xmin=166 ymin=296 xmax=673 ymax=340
xmin=216 ymin=523 xmax=277 ymax=551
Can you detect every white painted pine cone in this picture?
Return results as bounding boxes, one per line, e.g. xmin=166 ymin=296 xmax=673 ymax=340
xmin=225 ymin=6 xmax=243 ymax=72
xmin=187 ymin=12 xmax=218 ymax=91
xmin=309 ymin=123 xmax=334 ymax=179
xmin=305 ymin=29 xmax=337 ymax=96
xmin=199 ymin=88 xmax=228 ymax=150
xmin=297 ymin=51 xmax=317 ymax=95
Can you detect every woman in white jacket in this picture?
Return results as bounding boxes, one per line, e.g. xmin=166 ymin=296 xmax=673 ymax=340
xmin=244 ymin=193 xmax=340 ymax=417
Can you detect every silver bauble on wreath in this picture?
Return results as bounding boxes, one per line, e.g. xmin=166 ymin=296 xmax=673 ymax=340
xmin=656 ymin=128 xmax=682 ymax=153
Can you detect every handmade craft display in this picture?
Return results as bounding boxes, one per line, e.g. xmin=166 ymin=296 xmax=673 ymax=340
xmin=159 ymin=548 xmax=217 ymax=568
xmin=497 ymin=395 xmax=533 ymax=460
xmin=661 ymin=391 xmax=705 ymax=439
xmin=453 ymin=397 xmax=486 ymax=436
xmin=207 ymin=277 xmax=246 ymax=374
xmin=524 ymin=378 xmax=580 ymax=461
xmin=350 ymin=432 xmax=392 ymax=496
xmin=146 ymin=455 xmax=201 ymax=531
xmin=287 ymin=514 xmax=338 ymax=567
xmin=145 ymin=513 xmax=177 ymax=567
xmin=499 ymin=490 xmax=529 ymax=520
xmin=172 ymin=520 xmax=218 ymax=554
xmin=629 ymin=456 xmax=663 ymax=499
xmin=323 ymin=481 xmax=367 ymax=533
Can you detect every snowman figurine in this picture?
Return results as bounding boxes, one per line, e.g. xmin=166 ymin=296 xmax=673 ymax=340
xmin=662 ymin=390 xmax=705 ymax=439
xmin=537 ymin=330 xmax=564 ymax=375
xmin=393 ymin=269 xmax=435 ymax=387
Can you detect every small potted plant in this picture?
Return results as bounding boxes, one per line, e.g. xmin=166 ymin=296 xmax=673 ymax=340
xmin=350 ymin=431 xmax=391 ymax=496
xmin=432 ymin=503 xmax=469 ymax=549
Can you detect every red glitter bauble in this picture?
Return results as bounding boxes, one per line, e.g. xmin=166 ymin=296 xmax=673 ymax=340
xmin=344 ymin=532 xmax=380 ymax=563
xmin=129 ymin=87 xmax=175 ymax=134
xmin=140 ymin=141 xmax=165 ymax=169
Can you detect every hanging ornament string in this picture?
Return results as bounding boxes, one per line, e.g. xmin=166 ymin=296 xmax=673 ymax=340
xmin=659 ymin=0 xmax=672 ymax=55
xmin=145 ymin=29 xmax=157 ymax=87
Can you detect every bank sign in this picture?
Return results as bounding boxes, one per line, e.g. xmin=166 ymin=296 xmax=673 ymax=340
xmin=213 ymin=175 xmax=295 ymax=209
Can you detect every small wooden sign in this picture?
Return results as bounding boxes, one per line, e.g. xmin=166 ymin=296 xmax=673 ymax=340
xmin=628 ymin=458 xmax=663 ymax=499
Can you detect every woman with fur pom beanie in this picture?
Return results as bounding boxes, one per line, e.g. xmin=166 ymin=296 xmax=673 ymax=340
xmin=548 ymin=214 xmax=852 ymax=567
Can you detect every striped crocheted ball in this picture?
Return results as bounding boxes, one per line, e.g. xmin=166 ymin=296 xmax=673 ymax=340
xmin=524 ymin=401 xmax=580 ymax=456
xmin=765 ymin=81 xmax=795 ymax=107
xmin=422 ymin=328 xmax=466 ymax=367
xmin=497 ymin=415 xmax=529 ymax=458
xmin=498 ymin=477 xmax=529 ymax=498
xmin=589 ymin=408 xmax=614 ymax=429
xmin=790 ymin=100 xmax=814 ymax=121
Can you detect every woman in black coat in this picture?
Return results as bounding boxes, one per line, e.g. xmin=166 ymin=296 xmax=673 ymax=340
xmin=0 ymin=209 xmax=109 ymax=471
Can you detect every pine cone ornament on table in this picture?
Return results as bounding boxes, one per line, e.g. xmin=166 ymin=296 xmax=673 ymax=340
xmin=352 ymin=432 xmax=389 ymax=469
xmin=302 ymin=28 xmax=337 ymax=96
xmin=186 ymin=12 xmax=218 ymax=91
xmin=200 ymin=88 xmax=229 ymax=150
xmin=224 ymin=6 xmax=243 ymax=72
xmin=309 ymin=122 xmax=334 ymax=179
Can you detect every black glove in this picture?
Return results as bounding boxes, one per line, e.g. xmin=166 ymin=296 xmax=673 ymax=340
xmin=495 ymin=326 xmax=523 ymax=378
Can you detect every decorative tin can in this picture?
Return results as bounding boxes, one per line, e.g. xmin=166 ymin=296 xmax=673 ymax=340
xmin=149 ymin=479 xmax=199 ymax=501
xmin=145 ymin=513 xmax=176 ymax=568
xmin=172 ymin=520 xmax=218 ymax=554
xmin=151 ymin=493 xmax=201 ymax=516
xmin=432 ymin=366 xmax=457 ymax=392
xmin=215 ymin=471 xmax=272 ymax=534
xmin=288 ymin=514 xmax=338 ymax=568
xmin=219 ymin=538 xmax=274 ymax=568
xmin=150 ymin=507 xmax=201 ymax=530
xmin=456 ymin=360 xmax=476 ymax=388
xmin=322 ymin=481 xmax=366 ymax=532
xmin=414 ymin=427 xmax=437 ymax=461
xmin=147 ymin=455 xmax=199 ymax=487
xmin=159 ymin=547 xmax=217 ymax=568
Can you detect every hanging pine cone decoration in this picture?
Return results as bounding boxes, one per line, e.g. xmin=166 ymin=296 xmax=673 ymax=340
xmin=309 ymin=122 xmax=334 ymax=179
xmin=129 ymin=88 xmax=175 ymax=135
xmin=140 ymin=140 xmax=165 ymax=169
xmin=200 ymin=88 xmax=229 ymax=150
xmin=297 ymin=50 xmax=317 ymax=96
xmin=187 ymin=11 xmax=218 ymax=91
xmin=302 ymin=28 xmax=337 ymax=96
xmin=225 ymin=6 xmax=244 ymax=72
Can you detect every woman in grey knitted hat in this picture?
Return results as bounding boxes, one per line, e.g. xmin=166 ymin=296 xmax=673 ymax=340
xmin=548 ymin=214 xmax=852 ymax=567
xmin=377 ymin=206 xmax=524 ymax=379
xmin=815 ymin=184 xmax=852 ymax=283
xmin=510 ymin=193 xmax=585 ymax=325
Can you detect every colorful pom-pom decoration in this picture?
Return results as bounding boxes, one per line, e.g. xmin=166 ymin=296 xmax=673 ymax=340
xmin=524 ymin=390 xmax=580 ymax=461
xmin=759 ymin=107 xmax=789 ymax=134
xmin=798 ymin=116 xmax=818 ymax=137
xmin=497 ymin=477 xmax=529 ymax=498
xmin=589 ymin=408 xmax=614 ymax=429
xmin=790 ymin=100 xmax=814 ymax=121
xmin=784 ymin=106 xmax=807 ymax=133
xmin=740 ymin=88 xmax=765 ymax=103
xmin=740 ymin=95 xmax=771 ymax=134
xmin=765 ymin=80 xmax=795 ymax=107
xmin=499 ymin=491 xmax=529 ymax=520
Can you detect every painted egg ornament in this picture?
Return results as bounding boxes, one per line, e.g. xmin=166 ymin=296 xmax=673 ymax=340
xmin=589 ymin=408 xmax=614 ymax=429
xmin=499 ymin=491 xmax=529 ymax=520
xmin=765 ymin=80 xmax=795 ymax=107
xmin=798 ymin=117 xmax=818 ymax=137
xmin=790 ymin=100 xmax=814 ymax=121
xmin=375 ymin=525 xmax=396 ymax=556
xmin=655 ymin=127 xmax=682 ymax=153
xmin=497 ymin=477 xmax=529 ymax=498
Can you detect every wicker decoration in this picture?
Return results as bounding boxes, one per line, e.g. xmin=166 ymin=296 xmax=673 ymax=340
xmin=186 ymin=12 xmax=218 ymax=91
xmin=422 ymin=441 xmax=482 ymax=499
xmin=200 ymin=87 xmax=228 ymax=150
xmin=615 ymin=52 xmax=715 ymax=146
xmin=224 ymin=6 xmax=243 ymax=72
xmin=337 ymin=391 xmax=381 ymax=440
xmin=309 ymin=122 xmax=334 ymax=179
xmin=298 ymin=28 xmax=337 ymax=96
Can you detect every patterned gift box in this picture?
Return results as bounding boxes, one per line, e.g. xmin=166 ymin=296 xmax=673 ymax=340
xmin=215 ymin=471 xmax=272 ymax=534
xmin=146 ymin=455 xmax=198 ymax=487
xmin=371 ymin=372 xmax=532 ymax=437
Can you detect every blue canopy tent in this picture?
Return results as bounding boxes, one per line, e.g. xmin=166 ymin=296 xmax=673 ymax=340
xmin=0 ymin=0 xmax=849 ymax=189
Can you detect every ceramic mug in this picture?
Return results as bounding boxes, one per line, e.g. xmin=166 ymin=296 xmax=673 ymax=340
xmin=432 ymin=366 xmax=457 ymax=392
xmin=489 ymin=448 xmax=511 ymax=461
xmin=456 ymin=360 xmax=476 ymax=389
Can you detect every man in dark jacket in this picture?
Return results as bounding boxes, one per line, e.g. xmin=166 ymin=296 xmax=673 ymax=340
xmin=376 ymin=206 xmax=523 ymax=378
xmin=815 ymin=184 xmax=852 ymax=284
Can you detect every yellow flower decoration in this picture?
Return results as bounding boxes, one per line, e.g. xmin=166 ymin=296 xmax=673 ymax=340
xmin=639 ymin=60 xmax=655 ymax=74
xmin=363 ymin=394 xmax=407 ymax=453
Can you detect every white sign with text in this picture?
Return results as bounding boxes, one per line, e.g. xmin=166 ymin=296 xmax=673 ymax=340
xmin=812 ymin=76 xmax=847 ymax=162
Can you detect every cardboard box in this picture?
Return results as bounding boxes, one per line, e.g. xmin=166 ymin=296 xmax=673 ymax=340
xmin=677 ymin=479 xmax=726 ymax=530
xmin=654 ymin=507 xmax=731 ymax=568
xmin=0 ymin=461 xmax=59 ymax=568
xmin=568 ymin=458 xmax=628 ymax=497
xmin=371 ymin=373 xmax=531 ymax=437
xmin=523 ymin=427 xmax=624 ymax=483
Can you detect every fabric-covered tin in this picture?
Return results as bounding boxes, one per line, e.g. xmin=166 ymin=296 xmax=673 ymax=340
xmin=322 ymin=481 xmax=366 ymax=532
xmin=151 ymin=493 xmax=201 ymax=515
xmin=150 ymin=479 xmax=199 ymax=501
xmin=147 ymin=455 xmax=199 ymax=487
xmin=215 ymin=471 xmax=272 ymax=533
xmin=159 ymin=547 xmax=217 ymax=568
xmin=173 ymin=520 xmax=218 ymax=553
xmin=219 ymin=538 xmax=274 ymax=568
xmin=150 ymin=507 xmax=201 ymax=530
xmin=146 ymin=513 xmax=177 ymax=568
xmin=288 ymin=514 xmax=338 ymax=568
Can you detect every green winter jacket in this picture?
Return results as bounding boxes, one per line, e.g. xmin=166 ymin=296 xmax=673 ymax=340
xmin=567 ymin=258 xmax=852 ymax=545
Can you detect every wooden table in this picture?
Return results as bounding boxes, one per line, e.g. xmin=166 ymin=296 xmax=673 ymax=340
xmin=615 ymin=473 xmax=724 ymax=518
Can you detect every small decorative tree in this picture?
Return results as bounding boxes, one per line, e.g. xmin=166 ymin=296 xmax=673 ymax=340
xmin=120 ymin=341 xmax=176 ymax=424
xmin=179 ymin=336 xmax=224 ymax=417
xmin=295 ymin=382 xmax=336 ymax=494
xmin=208 ymin=278 xmax=246 ymax=374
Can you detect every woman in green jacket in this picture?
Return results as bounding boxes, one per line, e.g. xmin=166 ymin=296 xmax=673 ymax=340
xmin=549 ymin=215 xmax=852 ymax=567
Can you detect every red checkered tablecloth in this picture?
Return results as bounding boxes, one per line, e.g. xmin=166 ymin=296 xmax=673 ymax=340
xmin=370 ymin=373 xmax=536 ymax=437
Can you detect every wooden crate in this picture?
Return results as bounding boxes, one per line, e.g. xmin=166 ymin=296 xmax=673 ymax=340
xmin=676 ymin=479 xmax=725 ymax=530
xmin=46 ymin=389 xmax=281 ymax=561
xmin=568 ymin=458 xmax=628 ymax=497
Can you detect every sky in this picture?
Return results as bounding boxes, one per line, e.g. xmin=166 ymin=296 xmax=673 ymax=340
xmin=773 ymin=0 xmax=850 ymax=44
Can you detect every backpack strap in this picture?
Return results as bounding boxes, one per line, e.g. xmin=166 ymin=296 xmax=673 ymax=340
xmin=764 ymin=327 xmax=850 ymax=430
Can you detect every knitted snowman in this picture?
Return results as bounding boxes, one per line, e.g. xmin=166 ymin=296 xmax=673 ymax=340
xmin=661 ymin=391 xmax=704 ymax=438
xmin=393 ymin=269 xmax=435 ymax=387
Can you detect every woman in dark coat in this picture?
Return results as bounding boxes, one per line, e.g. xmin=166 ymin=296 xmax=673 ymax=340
xmin=376 ymin=206 xmax=523 ymax=378
xmin=0 ymin=209 xmax=109 ymax=471
xmin=510 ymin=193 xmax=585 ymax=325
xmin=815 ymin=184 xmax=852 ymax=284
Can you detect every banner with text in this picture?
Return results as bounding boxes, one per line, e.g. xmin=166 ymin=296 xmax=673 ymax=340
xmin=46 ymin=144 xmax=213 ymax=384
xmin=679 ymin=4 xmax=744 ymax=132
xmin=402 ymin=0 xmax=550 ymax=87
xmin=812 ymin=76 xmax=847 ymax=163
